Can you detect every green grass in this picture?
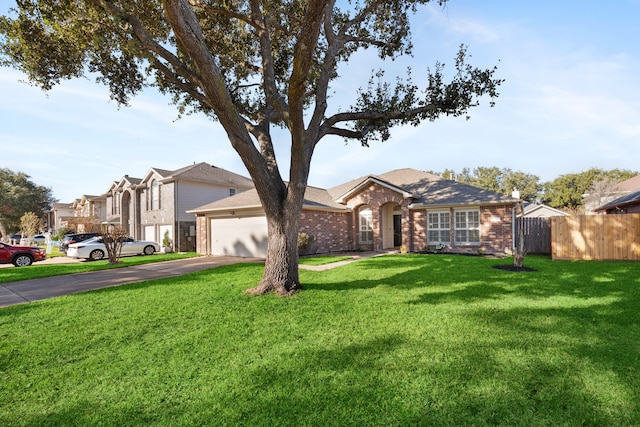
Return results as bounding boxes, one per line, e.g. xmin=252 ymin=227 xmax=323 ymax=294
xmin=299 ymin=254 xmax=352 ymax=265
xmin=1 ymin=254 xmax=639 ymax=426
xmin=0 ymin=252 xmax=198 ymax=284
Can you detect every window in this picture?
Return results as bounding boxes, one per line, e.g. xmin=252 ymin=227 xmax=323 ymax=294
xmin=427 ymin=211 xmax=450 ymax=244
xmin=229 ymin=188 xmax=237 ymax=196
xmin=151 ymin=180 xmax=161 ymax=210
xmin=359 ymin=207 xmax=373 ymax=243
xmin=113 ymin=191 xmax=120 ymax=215
xmin=454 ymin=210 xmax=480 ymax=244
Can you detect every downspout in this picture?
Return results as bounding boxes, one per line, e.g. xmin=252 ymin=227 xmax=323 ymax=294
xmin=512 ymin=206 xmax=516 ymax=255
xmin=175 ymin=180 xmax=179 ymax=252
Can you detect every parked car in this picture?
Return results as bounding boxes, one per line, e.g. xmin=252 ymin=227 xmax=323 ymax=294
xmin=9 ymin=234 xmax=23 ymax=243
xmin=0 ymin=242 xmax=47 ymax=267
xmin=66 ymin=237 xmax=160 ymax=260
xmin=59 ymin=232 xmax=101 ymax=253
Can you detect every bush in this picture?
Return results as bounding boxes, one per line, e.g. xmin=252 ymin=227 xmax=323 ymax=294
xmin=55 ymin=227 xmax=73 ymax=241
xmin=298 ymin=232 xmax=315 ymax=255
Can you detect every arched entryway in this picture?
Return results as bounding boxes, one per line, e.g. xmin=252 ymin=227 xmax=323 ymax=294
xmin=381 ymin=202 xmax=402 ymax=249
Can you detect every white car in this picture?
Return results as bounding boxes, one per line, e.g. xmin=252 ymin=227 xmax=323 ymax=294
xmin=66 ymin=236 xmax=160 ymax=260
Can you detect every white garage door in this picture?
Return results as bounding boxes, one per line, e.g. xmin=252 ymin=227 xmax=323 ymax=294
xmin=210 ymin=216 xmax=268 ymax=258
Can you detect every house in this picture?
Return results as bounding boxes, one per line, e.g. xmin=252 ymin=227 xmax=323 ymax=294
xmin=594 ymin=190 xmax=640 ymax=214
xmin=70 ymin=195 xmax=107 ymax=231
xmin=520 ymin=203 xmax=569 ymax=218
xmin=44 ymin=202 xmax=76 ymax=234
xmin=188 ymin=168 xmax=522 ymax=258
xmin=592 ymin=174 xmax=640 ymax=214
xmin=103 ymin=162 xmax=253 ymax=251
xmin=584 ymin=174 xmax=640 ymax=214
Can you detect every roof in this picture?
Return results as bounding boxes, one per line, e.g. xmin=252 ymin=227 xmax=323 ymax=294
xmin=613 ymin=175 xmax=640 ymax=192
xmin=521 ymin=203 xmax=569 ymax=217
xmin=330 ymin=168 xmax=519 ymax=207
xmin=594 ymin=189 xmax=640 ymax=212
xmin=189 ymin=168 xmax=520 ymax=214
xmin=141 ymin=162 xmax=253 ymax=188
xmin=188 ymin=185 xmax=348 ymax=214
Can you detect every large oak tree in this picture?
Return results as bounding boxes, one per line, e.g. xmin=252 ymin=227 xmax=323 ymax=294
xmin=1 ymin=0 xmax=502 ymax=294
xmin=0 ymin=168 xmax=55 ymax=239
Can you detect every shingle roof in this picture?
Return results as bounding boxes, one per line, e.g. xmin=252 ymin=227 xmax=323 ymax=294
xmin=613 ymin=175 xmax=640 ymax=192
xmin=329 ymin=168 xmax=519 ymax=207
xmin=152 ymin=162 xmax=253 ymax=187
xmin=189 ymin=168 xmax=520 ymax=213
xmin=595 ymin=189 xmax=640 ymax=212
xmin=188 ymin=184 xmax=347 ymax=213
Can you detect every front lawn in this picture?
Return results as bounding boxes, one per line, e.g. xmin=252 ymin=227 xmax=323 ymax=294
xmin=0 ymin=252 xmax=198 ymax=284
xmin=1 ymin=254 xmax=639 ymax=426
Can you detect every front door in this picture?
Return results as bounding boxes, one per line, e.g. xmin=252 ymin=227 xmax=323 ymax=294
xmin=393 ymin=214 xmax=402 ymax=247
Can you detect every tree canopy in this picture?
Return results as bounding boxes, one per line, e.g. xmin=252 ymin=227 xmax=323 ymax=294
xmin=1 ymin=0 xmax=503 ymax=294
xmin=541 ymin=168 xmax=637 ymax=213
xmin=0 ymin=168 xmax=56 ymax=238
xmin=432 ymin=166 xmax=541 ymax=203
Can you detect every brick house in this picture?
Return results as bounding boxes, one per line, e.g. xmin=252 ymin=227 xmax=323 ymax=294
xmin=188 ymin=168 xmax=522 ymax=257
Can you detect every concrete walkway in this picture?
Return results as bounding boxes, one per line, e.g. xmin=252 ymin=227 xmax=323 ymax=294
xmin=0 ymin=252 xmax=390 ymax=308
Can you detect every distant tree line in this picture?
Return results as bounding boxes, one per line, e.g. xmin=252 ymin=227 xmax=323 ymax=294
xmin=0 ymin=168 xmax=56 ymax=239
xmin=431 ymin=167 xmax=638 ymax=213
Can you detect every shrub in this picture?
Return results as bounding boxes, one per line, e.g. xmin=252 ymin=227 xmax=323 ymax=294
xmin=298 ymin=232 xmax=315 ymax=255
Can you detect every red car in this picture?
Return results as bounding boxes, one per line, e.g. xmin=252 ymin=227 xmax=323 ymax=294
xmin=0 ymin=242 xmax=47 ymax=267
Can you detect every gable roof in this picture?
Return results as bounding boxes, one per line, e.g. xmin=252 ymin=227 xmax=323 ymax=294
xmin=189 ymin=168 xmax=520 ymax=214
xmin=330 ymin=168 xmax=520 ymax=208
xmin=594 ymin=189 xmax=640 ymax=212
xmin=613 ymin=175 xmax=640 ymax=192
xmin=188 ymin=184 xmax=348 ymax=214
xmin=522 ymin=203 xmax=569 ymax=217
xmin=140 ymin=162 xmax=253 ymax=188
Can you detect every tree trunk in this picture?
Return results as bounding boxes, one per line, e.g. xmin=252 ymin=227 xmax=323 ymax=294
xmin=247 ymin=201 xmax=302 ymax=296
xmin=513 ymin=226 xmax=527 ymax=268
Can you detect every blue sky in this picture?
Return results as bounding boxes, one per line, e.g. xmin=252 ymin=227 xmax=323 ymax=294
xmin=1 ymin=0 xmax=639 ymax=202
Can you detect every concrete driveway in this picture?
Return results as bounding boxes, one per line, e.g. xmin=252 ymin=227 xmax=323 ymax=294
xmin=0 ymin=256 xmax=264 ymax=308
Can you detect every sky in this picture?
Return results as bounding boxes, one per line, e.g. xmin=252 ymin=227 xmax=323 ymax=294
xmin=1 ymin=0 xmax=639 ymax=203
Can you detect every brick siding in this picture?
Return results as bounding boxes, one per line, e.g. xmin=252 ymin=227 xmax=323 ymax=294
xmin=299 ymin=210 xmax=352 ymax=254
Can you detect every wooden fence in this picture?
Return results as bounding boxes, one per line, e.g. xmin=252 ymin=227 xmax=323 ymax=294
xmin=515 ymin=217 xmax=551 ymax=255
xmin=551 ymin=214 xmax=640 ymax=260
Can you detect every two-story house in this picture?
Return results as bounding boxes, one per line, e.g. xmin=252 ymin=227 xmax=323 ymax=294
xmin=104 ymin=162 xmax=253 ymax=251
xmin=70 ymin=195 xmax=106 ymax=232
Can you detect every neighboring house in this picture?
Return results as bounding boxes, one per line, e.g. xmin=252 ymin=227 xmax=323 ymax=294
xmin=71 ymin=195 xmax=106 ymax=232
xmin=584 ymin=174 xmax=640 ymax=214
xmin=188 ymin=168 xmax=522 ymax=258
xmin=44 ymin=202 xmax=76 ymax=234
xmin=104 ymin=162 xmax=253 ymax=251
xmin=590 ymin=174 xmax=640 ymax=215
xmin=594 ymin=190 xmax=640 ymax=214
xmin=520 ymin=203 xmax=570 ymax=218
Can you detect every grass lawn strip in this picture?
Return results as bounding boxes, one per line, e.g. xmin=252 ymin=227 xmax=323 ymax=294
xmin=0 ymin=252 xmax=199 ymax=284
xmin=0 ymin=254 xmax=638 ymax=426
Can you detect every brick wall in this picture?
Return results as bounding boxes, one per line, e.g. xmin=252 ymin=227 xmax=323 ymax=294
xmin=410 ymin=210 xmax=427 ymax=251
xmin=299 ymin=210 xmax=352 ymax=254
xmin=343 ymin=183 xmax=408 ymax=250
xmin=480 ymin=205 xmax=514 ymax=254
xmin=411 ymin=205 xmax=514 ymax=255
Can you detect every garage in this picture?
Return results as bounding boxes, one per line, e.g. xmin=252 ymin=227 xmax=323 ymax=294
xmin=210 ymin=216 xmax=268 ymax=258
